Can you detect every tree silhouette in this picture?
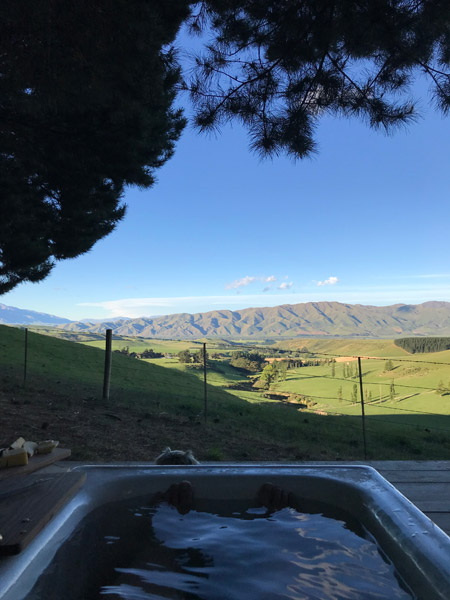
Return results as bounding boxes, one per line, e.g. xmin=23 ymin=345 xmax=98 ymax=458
xmin=188 ymin=1 xmax=450 ymax=158
xmin=3 ymin=0 xmax=450 ymax=291
xmin=0 ymin=0 xmax=189 ymax=292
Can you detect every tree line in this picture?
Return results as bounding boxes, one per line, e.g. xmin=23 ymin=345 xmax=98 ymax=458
xmin=395 ymin=338 xmax=450 ymax=354
xmin=115 ymin=347 xmax=164 ymax=359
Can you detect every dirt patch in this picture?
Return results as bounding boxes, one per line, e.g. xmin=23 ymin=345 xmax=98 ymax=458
xmin=334 ymin=355 xmax=381 ymax=362
xmin=1 ymin=384 xmax=310 ymax=463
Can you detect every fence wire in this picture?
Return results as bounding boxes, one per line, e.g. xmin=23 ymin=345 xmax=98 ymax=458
xmin=8 ymin=328 xmax=450 ymax=458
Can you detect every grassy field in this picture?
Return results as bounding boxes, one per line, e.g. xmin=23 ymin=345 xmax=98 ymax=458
xmin=143 ymin=351 xmax=450 ymax=452
xmin=30 ymin=328 xmax=200 ymax=355
xmin=2 ymin=325 xmax=450 ymax=461
xmin=271 ymin=358 xmax=450 ymax=424
xmin=277 ymin=338 xmax=409 ymax=357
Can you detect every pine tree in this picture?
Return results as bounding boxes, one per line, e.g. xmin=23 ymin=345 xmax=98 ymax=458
xmin=188 ymin=1 xmax=450 ymax=159
xmin=5 ymin=1 xmax=450 ymax=292
xmin=0 ymin=0 xmax=189 ymax=292
xmin=337 ymin=386 xmax=343 ymax=403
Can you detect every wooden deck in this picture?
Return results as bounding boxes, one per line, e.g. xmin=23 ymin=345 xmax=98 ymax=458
xmin=364 ymin=460 xmax=450 ymax=537
xmin=303 ymin=460 xmax=450 ymax=537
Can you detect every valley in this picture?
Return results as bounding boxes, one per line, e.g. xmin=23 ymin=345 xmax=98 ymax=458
xmin=3 ymin=325 xmax=450 ymax=462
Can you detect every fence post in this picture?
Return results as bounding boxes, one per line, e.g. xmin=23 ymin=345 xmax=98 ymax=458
xmin=103 ymin=329 xmax=112 ymax=401
xmin=203 ymin=342 xmax=207 ymax=424
xmin=357 ymin=357 xmax=368 ymax=460
xmin=23 ymin=328 xmax=28 ymax=386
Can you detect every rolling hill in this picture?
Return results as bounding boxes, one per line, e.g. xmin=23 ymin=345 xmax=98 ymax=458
xmin=2 ymin=323 xmax=450 ymax=461
xmin=57 ymin=300 xmax=450 ymax=339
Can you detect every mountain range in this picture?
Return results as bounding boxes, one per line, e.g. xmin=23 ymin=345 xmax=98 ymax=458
xmin=54 ymin=301 xmax=450 ymax=339
xmin=0 ymin=303 xmax=71 ymax=326
xmin=3 ymin=300 xmax=450 ymax=338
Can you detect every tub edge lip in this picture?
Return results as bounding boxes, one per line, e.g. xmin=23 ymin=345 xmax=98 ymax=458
xmin=2 ymin=463 xmax=450 ymax=600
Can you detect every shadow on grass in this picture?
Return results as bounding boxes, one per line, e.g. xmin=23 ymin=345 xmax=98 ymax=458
xmin=2 ymin=325 xmax=450 ymax=461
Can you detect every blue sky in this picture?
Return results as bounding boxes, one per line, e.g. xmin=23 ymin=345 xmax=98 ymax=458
xmin=3 ymin=75 xmax=450 ymax=320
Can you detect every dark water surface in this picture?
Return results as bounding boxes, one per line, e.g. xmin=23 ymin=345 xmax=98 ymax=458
xmin=96 ymin=499 xmax=414 ymax=600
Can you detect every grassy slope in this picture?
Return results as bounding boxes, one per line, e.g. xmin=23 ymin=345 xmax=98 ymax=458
xmin=140 ymin=346 xmax=450 ymax=458
xmin=2 ymin=325 xmax=450 ymax=461
xmin=275 ymin=337 xmax=450 ymax=416
xmin=277 ymin=338 xmax=409 ymax=357
xmin=0 ymin=325 xmax=364 ymax=461
xmin=30 ymin=328 xmax=199 ymax=355
xmin=268 ymin=340 xmax=450 ymax=455
xmin=274 ymin=361 xmax=450 ymax=417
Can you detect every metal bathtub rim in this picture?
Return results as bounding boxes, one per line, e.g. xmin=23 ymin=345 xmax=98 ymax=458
xmin=0 ymin=464 xmax=449 ymax=600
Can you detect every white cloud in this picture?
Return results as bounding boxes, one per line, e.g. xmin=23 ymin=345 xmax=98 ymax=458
xmin=278 ymin=282 xmax=293 ymax=290
xmin=78 ymin=297 xmax=176 ymax=318
xmin=77 ymin=285 xmax=450 ymax=320
xmin=225 ymin=276 xmax=257 ymax=289
xmin=226 ymin=274 xmax=276 ymax=289
xmin=317 ymin=276 xmax=339 ymax=287
xmin=262 ymin=286 xmax=272 ymax=293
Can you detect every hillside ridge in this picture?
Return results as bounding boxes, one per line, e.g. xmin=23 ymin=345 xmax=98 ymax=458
xmin=57 ymin=300 xmax=450 ymax=339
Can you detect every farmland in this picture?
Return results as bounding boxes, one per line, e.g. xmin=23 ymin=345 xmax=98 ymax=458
xmin=136 ymin=337 xmax=450 ymax=436
xmin=2 ymin=325 xmax=450 ymax=461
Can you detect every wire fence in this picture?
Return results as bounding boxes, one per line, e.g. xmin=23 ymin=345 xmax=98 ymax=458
xmin=8 ymin=327 xmax=450 ymax=459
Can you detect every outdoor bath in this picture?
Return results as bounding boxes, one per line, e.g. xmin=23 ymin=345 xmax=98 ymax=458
xmin=1 ymin=464 xmax=450 ymax=600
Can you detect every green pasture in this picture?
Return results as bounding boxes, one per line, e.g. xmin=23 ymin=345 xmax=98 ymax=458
xmin=3 ymin=324 xmax=450 ymax=460
xmin=143 ymin=356 xmax=260 ymax=404
xmin=146 ymin=345 xmax=450 ymax=439
xmin=0 ymin=325 xmax=376 ymax=460
xmin=272 ymin=355 xmax=450 ymax=429
xmin=80 ymin=335 xmax=243 ymax=356
xmin=82 ymin=336 xmax=197 ymax=355
xmin=277 ymin=337 xmax=409 ymax=358
xmin=29 ymin=327 xmax=218 ymax=355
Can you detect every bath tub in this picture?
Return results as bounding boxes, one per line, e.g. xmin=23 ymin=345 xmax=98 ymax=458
xmin=0 ymin=464 xmax=449 ymax=599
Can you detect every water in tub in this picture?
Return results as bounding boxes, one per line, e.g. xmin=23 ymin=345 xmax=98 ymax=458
xmin=29 ymin=495 xmax=415 ymax=600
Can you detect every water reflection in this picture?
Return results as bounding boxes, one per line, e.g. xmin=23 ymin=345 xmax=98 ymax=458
xmin=100 ymin=502 xmax=414 ymax=600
